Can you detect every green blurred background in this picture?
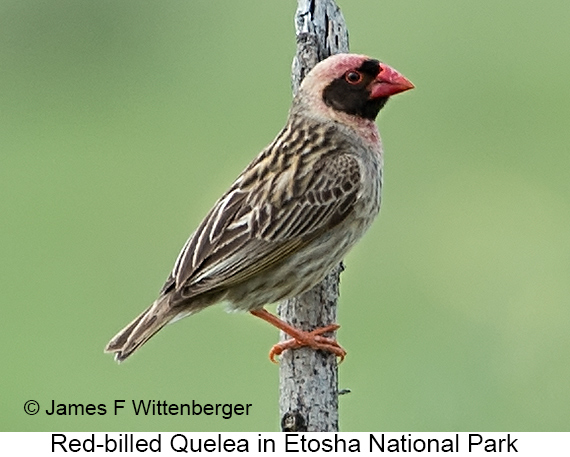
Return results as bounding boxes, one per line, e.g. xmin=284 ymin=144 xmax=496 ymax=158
xmin=1 ymin=0 xmax=569 ymax=432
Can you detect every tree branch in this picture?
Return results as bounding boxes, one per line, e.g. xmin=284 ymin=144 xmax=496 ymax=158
xmin=277 ymin=0 xmax=349 ymax=433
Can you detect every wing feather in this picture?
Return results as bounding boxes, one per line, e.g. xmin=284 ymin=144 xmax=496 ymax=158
xmin=161 ymin=129 xmax=362 ymax=304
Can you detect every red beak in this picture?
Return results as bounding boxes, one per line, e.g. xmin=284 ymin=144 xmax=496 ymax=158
xmin=370 ymin=64 xmax=414 ymax=98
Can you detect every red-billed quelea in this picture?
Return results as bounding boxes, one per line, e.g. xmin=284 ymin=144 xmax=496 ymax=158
xmin=105 ymin=53 xmax=413 ymax=363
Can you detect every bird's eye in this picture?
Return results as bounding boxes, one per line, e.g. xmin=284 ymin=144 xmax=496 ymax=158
xmin=345 ymin=71 xmax=363 ymax=85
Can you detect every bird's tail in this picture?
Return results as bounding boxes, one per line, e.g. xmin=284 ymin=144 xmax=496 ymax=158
xmin=105 ymin=296 xmax=176 ymax=363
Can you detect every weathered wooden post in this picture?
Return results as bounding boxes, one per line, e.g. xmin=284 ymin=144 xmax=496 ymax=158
xmin=278 ymin=0 xmax=349 ymax=433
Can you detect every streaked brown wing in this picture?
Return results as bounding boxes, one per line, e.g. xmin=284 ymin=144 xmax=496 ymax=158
xmin=162 ymin=149 xmax=361 ymax=301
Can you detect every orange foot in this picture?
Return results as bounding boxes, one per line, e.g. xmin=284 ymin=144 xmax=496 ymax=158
xmin=250 ymin=308 xmax=346 ymax=363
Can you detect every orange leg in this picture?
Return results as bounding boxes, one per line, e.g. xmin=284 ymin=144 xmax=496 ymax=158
xmin=250 ymin=308 xmax=346 ymax=363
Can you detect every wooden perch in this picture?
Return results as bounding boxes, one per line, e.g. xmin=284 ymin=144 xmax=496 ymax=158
xmin=277 ymin=0 xmax=349 ymax=433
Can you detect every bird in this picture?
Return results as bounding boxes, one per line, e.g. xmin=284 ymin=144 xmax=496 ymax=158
xmin=105 ymin=53 xmax=413 ymax=363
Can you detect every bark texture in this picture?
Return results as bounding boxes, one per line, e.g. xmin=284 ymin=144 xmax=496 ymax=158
xmin=278 ymin=0 xmax=349 ymax=433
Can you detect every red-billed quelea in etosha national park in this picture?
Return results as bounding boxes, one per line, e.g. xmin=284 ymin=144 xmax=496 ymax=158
xmin=105 ymin=53 xmax=414 ymax=364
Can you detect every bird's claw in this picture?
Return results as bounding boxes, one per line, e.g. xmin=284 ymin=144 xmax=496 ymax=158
xmin=268 ymin=324 xmax=346 ymax=363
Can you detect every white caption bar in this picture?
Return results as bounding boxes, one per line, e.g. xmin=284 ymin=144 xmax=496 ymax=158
xmin=1 ymin=432 xmax=569 ymax=456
